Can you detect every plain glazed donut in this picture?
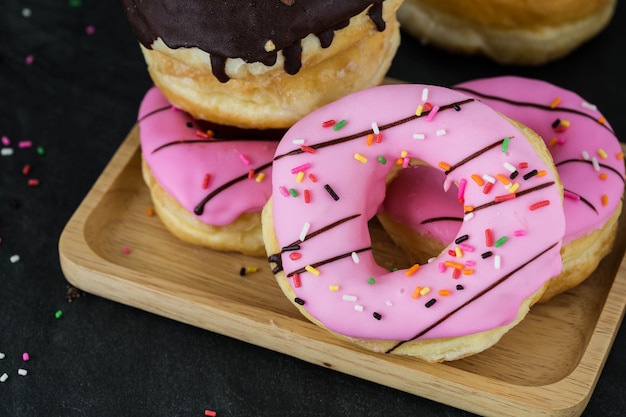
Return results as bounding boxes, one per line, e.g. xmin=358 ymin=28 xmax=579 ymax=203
xmin=138 ymin=86 xmax=280 ymax=256
xmin=263 ymin=84 xmax=566 ymax=362
xmin=380 ymin=76 xmax=625 ymax=302
xmin=122 ymin=0 xmax=403 ymax=129
xmin=397 ymin=0 xmax=617 ymax=65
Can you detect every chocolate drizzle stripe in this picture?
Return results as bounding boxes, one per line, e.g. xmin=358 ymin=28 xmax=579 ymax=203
xmin=268 ymin=213 xmax=362 ymax=273
xmin=469 ymin=181 xmax=555 ymax=214
xmin=285 ymin=247 xmax=372 ymax=278
xmin=273 ymin=99 xmax=475 ymax=161
xmin=454 ymin=86 xmax=617 ymax=137
xmin=563 ymin=188 xmax=598 ymax=214
xmin=385 ymin=241 xmax=560 ymax=353
xmin=443 ymin=138 xmax=506 ymax=175
xmin=555 ymin=158 xmax=626 ymax=184
xmin=420 ymin=216 xmax=463 ymax=225
xmin=150 ymin=137 xmax=279 ymax=154
xmin=137 ymin=104 xmax=171 ymax=123
xmin=193 ymin=161 xmax=273 ymax=215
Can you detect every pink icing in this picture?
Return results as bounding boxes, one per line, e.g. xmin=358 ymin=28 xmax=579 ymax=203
xmin=384 ymin=76 xmax=624 ymax=246
xmin=268 ymin=84 xmax=566 ymax=344
xmin=138 ymin=87 xmax=277 ymax=226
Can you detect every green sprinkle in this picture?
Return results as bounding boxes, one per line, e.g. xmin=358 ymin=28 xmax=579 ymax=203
xmin=69 ymin=0 xmax=82 ymax=6
xmin=289 ymin=188 xmax=298 ymax=197
xmin=37 ymin=146 xmax=45 ymax=155
xmin=377 ymin=156 xmax=387 ymax=164
xmin=54 ymin=310 xmax=63 ymax=319
xmin=333 ymin=119 xmax=347 ymax=131
xmin=501 ymin=137 xmax=511 ymax=153
xmin=367 ymin=277 xmax=376 ymax=285
xmin=494 ymin=236 xmax=508 ymax=247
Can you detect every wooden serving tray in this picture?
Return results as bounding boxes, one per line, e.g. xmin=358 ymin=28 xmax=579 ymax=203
xmin=59 ymin=126 xmax=626 ymax=417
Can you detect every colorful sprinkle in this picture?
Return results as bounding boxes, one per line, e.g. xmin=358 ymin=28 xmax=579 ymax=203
xmin=413 ymin=133 xmax=425 ymax=140
xmin=377 ymin=156 xmax=387 ymax=164
xmin=494 ymin=236 xmax=508 ymax=247
xmin=333 ymin=119 xmax=347 ymax=131
xmin=405 ymin=264 xmax=420 ymax=276
xmin=501 ymin=137 xmax=511 ymax=153
xmin=354 ymin=153 xmax=367 ymax=163
xmin=288 ymin=188 xmax=298 ymax=197
xmin=322 ymin=119 xmax=335 ymax=128
xmin=425 ymin=105 xmax=440 ymax=122
xmin=291 ymin=162 xmax=311 ymax=174
xmin=342 ymin=294 xmax=357 ymax=302
xmin=324 ymin=184 xmax=339 ymax=201
xmin=529 ymin=200 xmax=551 ymax=210
xmin=300 ymin=145 xmax=316 ymax=154
xmin=304 ymin=265 xmax=320 ymax=276
xmin=55 ymin=310 xmax=63 ymax=319
xmin=201 ymin=173 xmax=211 ymax=189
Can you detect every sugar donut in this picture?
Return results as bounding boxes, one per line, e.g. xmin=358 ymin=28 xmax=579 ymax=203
xmin=262 ymin=84 xmax=566 ymax=362
xmin=122 ymin=0 xmax=403 ymax=129
xmin=381 ymin=76 xmax=624 ymax=302
xmin=397 ymin=0 xmax=616 ymax=65
xmin=138 ymin=86 xmax=280 ymax=256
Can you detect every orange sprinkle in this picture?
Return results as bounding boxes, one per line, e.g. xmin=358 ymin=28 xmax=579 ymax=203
xmin=496 ymin=173 xmax=510 ymax=185
xmin=548 ymin=137 xmax=559 ymax=147
xmin=602 ymin=194 xmax=609 ymax=206
xmin=412 ymin=286 xmax=422 ymax=299
xmin=599 ymin=173 xmax=608 ymax=180
xmin=463 ymin=269 xmax=474 ymax=275
xmin=438 ymin=289 xmax=451 ymax=296
xmin=464 ymin=205 xmax=474 ymax=212
xmin=471 ymin=174 xmax=484 ymax=186
xmin=537 ymin=170 xmax=547 ymax=177
xmin=617 ymin=152 xmax=624 ymax=160
xmin=405 ymin=264 xmax=420 ymax=276
xmin=146 ymin=207 xmax=155 ymax=217
xmin=598 ymin=117 xmax=607 ymax=124
xmin=549 ymin=97 xmax=561 ymax=108
xmin=438 ymin=162 xmax=451 ymax=171
xmin=366 ymin=133 xmax=374 ymax=146
xmin=443 ymin=261 xmax=464 ymax=270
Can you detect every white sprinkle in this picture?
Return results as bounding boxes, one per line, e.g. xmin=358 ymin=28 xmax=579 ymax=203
xmin=482 ymin=174 xmax=496 ymax=184
xmin=385 ymin=300 xmax=393 ymax=307
xmin=427 ymin=257 xmax=436 ymax=264
xmin=351 ymin=251 xmax=360 ymax=264
xmin=582 ymin=150 xmax=590 ymax=160
xmin=503 ymin=162 xmax=516 ymax=173
xmin=342 ymin=294 xmax=357 ymax=302
xmin=18 ymin=369 xmax=28 ymax=376
xmin=10 ymin=254 xmax=20 ymax=263
xmin=435 ymin=129 xmax=447 ymax=136
xmin=413 ymin=133 xmax=425 ymax=140
xmin=421 ymin=87 xmax=429 ymax=101
xmin=371 ymin=122 xmax=380 ymax=134
xmin=463 ymin=212 xmax=475 ymax=222
xmin=22 ymin=7 xmax=32 ymax=17
xmin=0 ymin=352 xmax=5 ymax=359
xmin=292 ymin=138 xmax=305 ymax=145
xmin=354 ymin=304 xmax=364 ymax=312
xmin=592 ymin=157 xmax=600 ymax=171
xmin=494 ymin=255 xmax=501 ymax=270
xmin=582 ymin=101 xmax=597 ymax=111
xmin=0 ymin=373 xmax=7 ymax=383
xmin=1 ymin=148 xmax=14 ymax=156
xmin=299 ymin=222 xmax=310 ymax=241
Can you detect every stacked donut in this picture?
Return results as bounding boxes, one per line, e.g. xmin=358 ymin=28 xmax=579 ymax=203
xmin=122 ymin=0 xmax=404 ymax=255
xmin=397 ymin=0 xmax=617 ymax=65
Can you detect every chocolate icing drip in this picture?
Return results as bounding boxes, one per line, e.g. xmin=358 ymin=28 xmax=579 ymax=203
xmin=454 ymin=86 xmax=618 ymax=137
xmin=556 ymin=158 xmax=626 ymax=184
xmin=122 ymin=0 xmax=387 ymax=82
xmin=420 ymin=216 xmax=463 ymax=225
xmin=386 ymin=241 xmax=560 ymax=352
xmin=273 ymin=98 xmax=475 ymax=161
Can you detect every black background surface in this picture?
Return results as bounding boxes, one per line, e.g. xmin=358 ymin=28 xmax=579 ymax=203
xmin=1 ymin=1 xmax=625 ymax=416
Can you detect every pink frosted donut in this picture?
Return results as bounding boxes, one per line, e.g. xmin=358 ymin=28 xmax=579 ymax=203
xmin=381 ymin=76 xmax=624 ymax=302
xmin=263 ymin=84 xmax=566 ymax=362
xmin=138 ymin=86 xmax=279 ymax=256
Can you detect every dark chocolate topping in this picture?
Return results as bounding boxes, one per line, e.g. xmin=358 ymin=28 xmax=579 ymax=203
xmin=122 ymin=0 xmax=387 ymax=82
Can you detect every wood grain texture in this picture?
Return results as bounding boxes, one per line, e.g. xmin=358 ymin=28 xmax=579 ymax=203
xmin=59 ymin=125 xmax=626 ymax=417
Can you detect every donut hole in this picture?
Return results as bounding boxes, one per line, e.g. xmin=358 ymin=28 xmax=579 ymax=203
xmin=378 ymin=164 xmax=464 ymax=266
